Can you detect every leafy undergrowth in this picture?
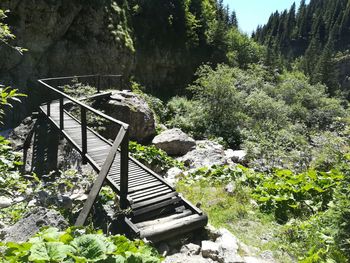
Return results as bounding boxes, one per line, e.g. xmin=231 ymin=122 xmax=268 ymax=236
xmin=129 ymin=141 xmax=184 ymax=174
xmin=177 ymin=163 xmax=350 ymax=262
xmin=0 ymin=227 xmax=162 ymax=263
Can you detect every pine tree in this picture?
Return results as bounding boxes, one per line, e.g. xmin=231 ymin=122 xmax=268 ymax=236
xmin=229 ymin=10 xmax=238 ymax=28
xmin=314 ymin=39 xmax=339 ymax=95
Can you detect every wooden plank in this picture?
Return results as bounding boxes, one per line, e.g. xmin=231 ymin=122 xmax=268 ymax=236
xmin=135 ymin=209 xmax=193 ymax=229
xmin=130 ymin=188 xmax=171 ymax=201
xmin=128 ymin=178 xmax=158 ymax=188
xmin=139 ymin=214 xmax=208 ymax=242
xmin=75 ymin=127 xmax=127 ymax=226
xmin=132 ymin=196 xmax=182 ymax=216
xmin=131 ymin=192 xmax=178 ymax=210
xmin=132 ymin=189 xmax=173 ymax=203
xmin=119 ymin=129 xmax=129 ymax=209
xmin=128 ymin=181 xmax=164 ymax=193
xmin=129 ymin=185 xmax=169 ymax=197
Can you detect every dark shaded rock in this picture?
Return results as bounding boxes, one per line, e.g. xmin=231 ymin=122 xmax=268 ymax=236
xmin=152 ymin=128 xmax=195 ymax=156
xmin=2 ymin=207 xmax=68 ymax=242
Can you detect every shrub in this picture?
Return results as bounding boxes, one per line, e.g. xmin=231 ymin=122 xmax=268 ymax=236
xmin=129 ymin=141 xmax=184 ymax=173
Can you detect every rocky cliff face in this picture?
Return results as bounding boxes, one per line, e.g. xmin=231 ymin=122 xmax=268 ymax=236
xmin=0 ymin=0 xmax=208 ymax=126
xmin=0 ymin=0 xmax=135 ymax=126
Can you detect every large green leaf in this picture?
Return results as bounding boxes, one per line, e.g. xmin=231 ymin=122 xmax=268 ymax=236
xmin=28 ymin=242 xmax=73 ymax=262
xmin=70 ymin=234 xmax=115 ymax=261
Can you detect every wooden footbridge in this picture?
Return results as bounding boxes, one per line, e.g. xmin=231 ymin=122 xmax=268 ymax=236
xmin=38 ymin=75 xmax=207 ymax=242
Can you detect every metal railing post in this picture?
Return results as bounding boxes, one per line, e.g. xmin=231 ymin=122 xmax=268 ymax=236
xmin=59 ymin=95 xmax=64 ymax=130
xmin=81 ymin=106 xmax=87 ymax=164
xmin=120 ymin=129 xmax=129 ymax=209
xmin=47 ymin=101 xmax=51 ymax=116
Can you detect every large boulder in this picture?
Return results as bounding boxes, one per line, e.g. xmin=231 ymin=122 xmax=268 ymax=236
xmin=177 ymin=140 xmax=228 ymax=169
xmin=152 ymin=128 xmax=195 ymax=156
xmin=99 ymin=91 xmax=156 ymax=143
xmin=1 ymin=207 xmax=68 ymax=242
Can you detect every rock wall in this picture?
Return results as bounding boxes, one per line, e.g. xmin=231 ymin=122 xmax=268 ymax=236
xmin=0 ymin=0 xmax=134 ymax=126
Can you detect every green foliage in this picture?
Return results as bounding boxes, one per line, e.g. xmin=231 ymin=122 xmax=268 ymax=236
xmin=179 ymin=158 xmax=350 ymax=262
xmin=166 ymin=96 xmax=205 ymax=138
xmin=0 ymin=9 xmax=26 ymax=54
xmin=0 ymin=136 xmax=30 ymax=225
xmin=0 ymin=85 xmax=26 ymax=124
xmin=129 ymin=141 xmax=184 ymax=173
xmin=167 ymin=64 xmax=348 ymax=171
xmin=0 ymin=227 xmax=162 ymax=263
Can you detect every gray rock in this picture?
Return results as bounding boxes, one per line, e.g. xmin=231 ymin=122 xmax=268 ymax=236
xmin=100 ymin=91 xmax=156 ymax=143
xmin=230 ymin=150 xmax=247 ymax=164
xmin=9 ymin=117 xmax=35 ymax=150
xmin=225 ymin=182 xmax=236 ymax=195
xmin=205 ymin=224 xmax=221 ymax=241
xmin=216 ymin=228 xmax=239 ymax=254
xmin=0 ymin=197 xmax=12 ymax=208
xmin=180 ymin=243 xmax=201 ymax=255
xmin=2 ymin=207 xmax=68 ymax=242
xmin=164 ymin=253 xmax=215 ymax=263
xmin=201 ymin=240 xmax=220 ymax=260
xmin=215 ymin=228 xmax=243 ymax=263
xmin=178 ymin=140 xmax=228 ymax=169
xmin=259 ymin=250 xmax=276 ymax=263
xmin=152 ymin=128 xmax=195 ymax=156
xmin=164 ymin=167 xmax=183 ymax=187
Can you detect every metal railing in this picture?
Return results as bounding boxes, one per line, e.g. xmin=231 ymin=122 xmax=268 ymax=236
xmin=38 ymin=75 xmax=129 ymax=225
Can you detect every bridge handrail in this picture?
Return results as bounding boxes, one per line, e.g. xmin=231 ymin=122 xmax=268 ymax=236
xmin=38 ymin=77 xmax=128 ymax=130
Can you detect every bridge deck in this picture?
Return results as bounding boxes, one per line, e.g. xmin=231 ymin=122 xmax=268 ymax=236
xmin=40 ymin=99 xmax=207 ymax=242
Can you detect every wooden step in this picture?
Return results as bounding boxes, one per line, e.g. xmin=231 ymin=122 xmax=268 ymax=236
xmin=139 ymin=214 xmax=208 ymax=242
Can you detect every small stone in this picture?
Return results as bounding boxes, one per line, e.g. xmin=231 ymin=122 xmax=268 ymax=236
xmin=158 ymin=242 xmax=170 ymax=257
xmin=201 ymin=240 xmax=220 ymax=260
xmin=180 ymin=243 xmax=201 ymax=255
xmin=27 ymin=199 xmax=37 ymax=207
xmin=216 ymin=228 xmax=239 ymax=253
xmin=0 ymin=221 xmax=7 ymax=229
xmin=238 ymin=241 xmax=259 ymax=256
xmin=0 ymin=197 xmax=12 ymax=208
xmin=225 ymin=182 xmax=236 ymax=195
xmin=164 ymin=167 xmax=183 ymax=187
xmin=58 ymin=195 xmax=73 ymax=209
xmin=205 ymin=224 xmax=221 ymax=241
xmin=259 ymin=250 xmax=276 ymax=262
xmin=230 ymin=150 xmax=247 ymax=164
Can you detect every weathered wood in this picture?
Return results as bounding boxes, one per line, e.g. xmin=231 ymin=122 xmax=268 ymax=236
xmin=120 ymin=129 xmax=129 ymax=209
xmin=135 ymin=209 xmax=192 ymax=229
xmin=139 ymin=214 xmax=208 ymax=242
xmin=75 ymin=127 xmax=127 ymax=226
xmin=131 ymin=192 xmax=178 ymax=210
xmin=59 ymin=96 xmax=64 ymax=130
xmin=133 ymin=196 xmax=182 ymax=216
xmin=81 ymin=106 xmax=87 ymax=164
xmin=128 ymin=181 xmax=164 ymax=193
xmin=132 ymin=189 xmax=173 ymax=203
